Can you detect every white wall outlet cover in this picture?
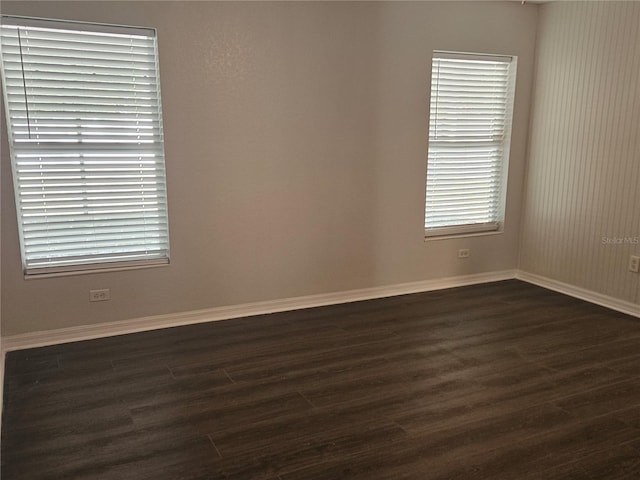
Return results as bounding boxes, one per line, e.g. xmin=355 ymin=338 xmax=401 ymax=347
xmin=90 ymin=289 xmax=111 ymax=302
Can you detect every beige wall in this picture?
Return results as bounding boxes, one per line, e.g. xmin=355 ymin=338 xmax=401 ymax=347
xmin=0 ymin=1 xmax=537 ymax=336
xmin=520 ymin=1 xmax=640 ymax=305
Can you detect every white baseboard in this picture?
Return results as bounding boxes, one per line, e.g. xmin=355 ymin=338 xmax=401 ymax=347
xmin=1 ymin=270 xmax=516 ymax=353
xmin=2 ymin=268 xmax=636 ymax=356
xmin=516 ymin=271 xmax=640 ymax=318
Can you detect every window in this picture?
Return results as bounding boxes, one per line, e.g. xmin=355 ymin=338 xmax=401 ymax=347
xmin=0 ymin=16 xmax=169 ymax=275
xmin=425 ymin=51 xmax=516 ymax=237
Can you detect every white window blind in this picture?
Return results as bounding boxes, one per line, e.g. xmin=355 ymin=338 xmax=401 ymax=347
xmin=425 ymin=51 xmax=516 ymax=237
xmin=0 ymin=16 xmax=169 ymax=275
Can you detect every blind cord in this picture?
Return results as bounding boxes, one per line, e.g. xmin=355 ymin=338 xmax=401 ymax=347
xmin=16 ymin=27 xmax=32 ymax=139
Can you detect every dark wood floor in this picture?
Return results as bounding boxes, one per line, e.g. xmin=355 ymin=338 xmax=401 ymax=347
xmin=2 ymin=280 xmax=640 ymax=479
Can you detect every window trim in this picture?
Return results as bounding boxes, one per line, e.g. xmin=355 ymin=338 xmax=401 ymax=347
xmin=424 ymin=222 xmax=500 ymax=239
xmin=22 ymin=260 xmax=169 ymax=280
xmin=0 ymin=15 xmax=154 ymax=36
xmin=424 ymin=50 xmax=517 ymax=239
xmin=0 ymin=15 xmax=170 ymax=276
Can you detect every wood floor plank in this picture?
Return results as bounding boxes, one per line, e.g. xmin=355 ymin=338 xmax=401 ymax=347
xmin=2 ymin=280 xmax=640 ymax=479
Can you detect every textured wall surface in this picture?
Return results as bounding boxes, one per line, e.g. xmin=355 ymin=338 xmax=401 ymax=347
xmin=520 ymin=1 xmax=640 ymax=305
xmin=0 ymin=1 xmax=537 ymax=335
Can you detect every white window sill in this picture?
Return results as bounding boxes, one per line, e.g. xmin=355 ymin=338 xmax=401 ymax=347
xmin=24 ymin=260 xmax=170 ymax=280
xmin=424 ymin=230 xmax=504 ymax=242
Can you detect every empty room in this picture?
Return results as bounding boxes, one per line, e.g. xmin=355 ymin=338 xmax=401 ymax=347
xmin=0 ymin=0 xmax=639 ymax=478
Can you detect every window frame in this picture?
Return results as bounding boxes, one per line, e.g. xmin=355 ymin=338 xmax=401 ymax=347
xmin=0 ymin=15 xmax=170 ymax=277
xmin=424 ymin=50 xmax=517 ymax=239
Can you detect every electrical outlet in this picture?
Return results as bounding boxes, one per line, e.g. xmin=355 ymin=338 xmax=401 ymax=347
xmin=89 ymin=289 xmax=111 ymax=302
xmin=629 ymin=256 xmax=640 ymax=273
xmin=458 ymin=249 xmax=470 ymax=259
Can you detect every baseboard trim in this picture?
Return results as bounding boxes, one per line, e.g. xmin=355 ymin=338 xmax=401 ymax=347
xmin=516 ymin=271 xmax=640 ymax=318
xmin=3 ymin=269 xmax=636 ymax=356
xmin=1 ymin=270 xmax=516 ymax=353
